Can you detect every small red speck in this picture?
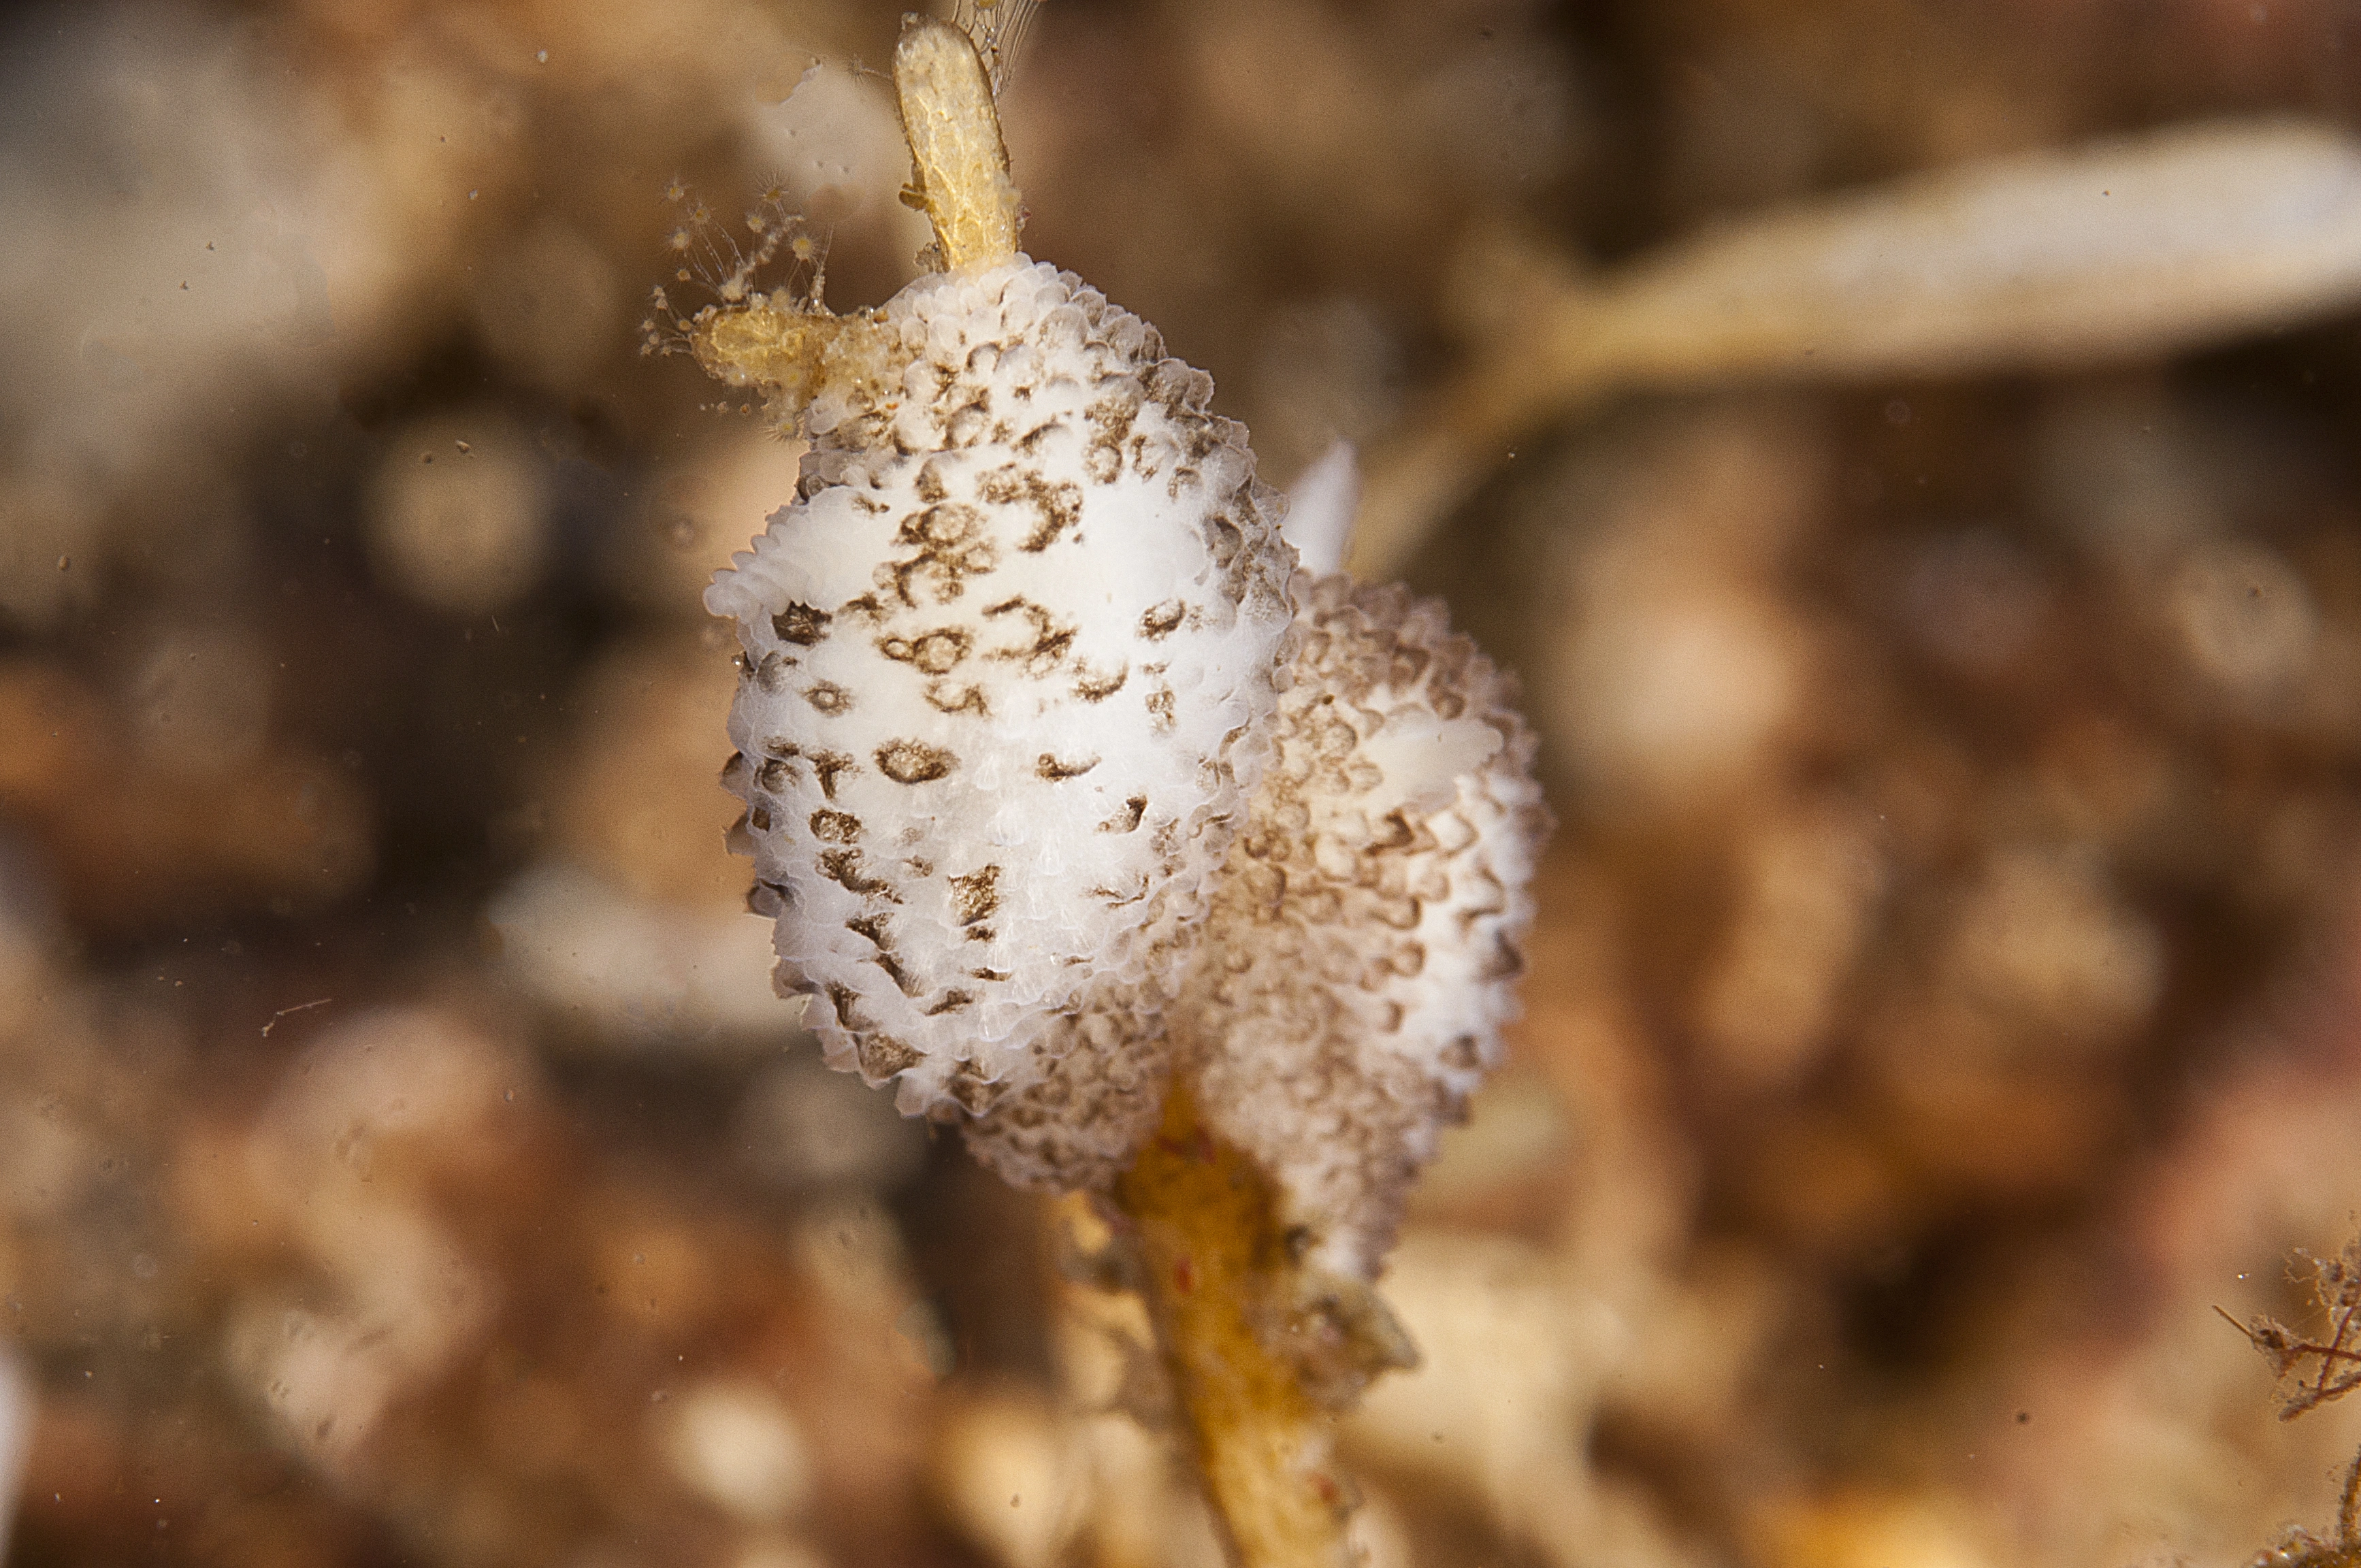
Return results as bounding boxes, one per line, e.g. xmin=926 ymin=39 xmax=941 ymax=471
xmin=1173 ymin=1257 xmax=1195 ymax=1294
xmin=1154 ymin=1130 xmax=1218 ymax=1163
xmin=1310 ymin=1472 xmax=1339 ymax=1504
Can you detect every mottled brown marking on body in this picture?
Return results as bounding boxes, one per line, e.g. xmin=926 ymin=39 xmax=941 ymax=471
xmin=805 ymin=681 xmax=854 ymax=715
xmin=924 ymin=681 xmax=990 ymax=717
xmin=856 ymin=1034 xmax=922 ymax=1079
xmin=886 ymin=502 xmax=998 ymax=605
xmin=876 ymin=738 xmax=957 ymax=783
xmin=810 ymin=808 xmax=862 ymax=843
xmin=819 ymin=849 xmax=898 ymax=898
xmin=1037 ymin=753 xmax=1100 ymax=780
xmin=1084 ymin=391 xmax=1141 ymax=485
xmin=1140 ymin=600 xmax=1186 ymax=640
xmin=809 ymin=749 xmax=857 ymax=800
xmin=1480 ymin=934 xmax=1525 ymax=983
xmin=1090 ymin=877 xmax=1146 ymax=907
xmin=983 ymin=595 xmax=1077 ymax=676
xmin=874 ymin=951 xmax=919 ymax=995
xmin=879 ymin=626 xmax=973 ymax=674
xmin=1201 ymin=510 xmax=1243 ymax=568
xmin=1147 ymin=361 xmax=1212 ymax=416
xmin=978 ymin=463 xmax=1084 ymax=551
xmin=772 ymin=602 xmax=832 ymax=645
xmin=1073 ymin=661 xmax=1128 ymax=701
xmin=946 ymin=1060 xmax=998 ymax=1115
xmin=951 ymin=864 xmax=1001 ymax=926
xmin=947 ymin=401 xmax=992 ymax=448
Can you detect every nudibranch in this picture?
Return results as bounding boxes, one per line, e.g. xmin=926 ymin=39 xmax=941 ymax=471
xmin=691 ymin=15 xmax=1546 ymax=1285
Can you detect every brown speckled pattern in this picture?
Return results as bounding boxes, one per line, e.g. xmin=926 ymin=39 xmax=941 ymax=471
xmin=706 ymin=259 xmax=1297 ymax=1122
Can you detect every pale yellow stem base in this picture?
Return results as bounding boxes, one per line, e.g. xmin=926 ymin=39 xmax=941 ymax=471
xmin=894 ymin=17 xmax=1023 ymax=272
xmin=1113 ymin=1090 xmax=1354 ymax=1568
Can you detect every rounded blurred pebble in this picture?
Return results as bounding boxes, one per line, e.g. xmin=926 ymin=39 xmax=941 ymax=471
xmin=365 ymin=412 xmax=551 ymax=615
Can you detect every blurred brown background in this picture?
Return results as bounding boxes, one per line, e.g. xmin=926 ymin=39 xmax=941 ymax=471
xmin=7 ymin=1 xmax=2361 ymax=1565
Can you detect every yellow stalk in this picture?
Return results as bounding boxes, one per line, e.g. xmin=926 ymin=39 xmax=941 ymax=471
xmin=883 ymin=26 xmax=1402 ymax=1563
xmin=894 ymin=17 xmax=1023 ymax=272
xmin=1113 ymin=1090 xmax=1354 ymax=1568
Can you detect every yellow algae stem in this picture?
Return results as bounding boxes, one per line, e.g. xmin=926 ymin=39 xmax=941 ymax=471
xmin=1350 ymin=119 xmax=2361 ymax=578
xmin=1113 ymin=1090 xmax=1356 ymax=1568
xmin=895 ymin=16 xmax=1023 ymax=272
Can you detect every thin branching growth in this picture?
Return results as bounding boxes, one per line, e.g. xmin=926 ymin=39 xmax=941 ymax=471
xmin=951 ymin=0 xmax=1044 ymax=95
xmin=639 ymin=181 xmax=830 ymax=359
xmin=2243 ymin=1451 xmax=2361 ymax=1568
xmin=2229 ymin=1235 xmax=2361 ymax=1567
xmin=2230 ymin=1236 xmax=2361 ymax=1418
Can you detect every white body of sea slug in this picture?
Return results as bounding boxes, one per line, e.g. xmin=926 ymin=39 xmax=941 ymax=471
xmin=960 ymin=561 xmax=1548 ymax=1273
xmin=704 ymin=257 xmax=1298 ymax=1132
xmin=1184 ymin=573 xmax=1546 ymax=1279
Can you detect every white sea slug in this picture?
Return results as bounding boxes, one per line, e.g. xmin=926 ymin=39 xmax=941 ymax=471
xmin=703 ymin=257 xmax=1298 ymax=1125
xmin=958 ymin=563 xmax=1546 ymax=1266
xmin=694 ymin=18 xmax=1547 ymax=1273
xmin=1181 ymin=575 xmax=1545 ymax=1279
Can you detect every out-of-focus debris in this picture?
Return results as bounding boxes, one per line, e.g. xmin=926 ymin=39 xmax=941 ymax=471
xmin=0 ymin=1348 xmax=29 ymax=1563
xmin=1345 ymin=1232 xmax=1629 ymax=1565
xmin=1356 ymin=120 xmax=2361 ymax=576
xmin=0 ymin=656 xmax=373 ymax=933
xmin=487 ymin=862 xmax=803 ymax=1049
xmin=733 ymin=1056 xmax=925 ymax=1191
xmin=365 ymin=412 xmax=553 ymax=615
